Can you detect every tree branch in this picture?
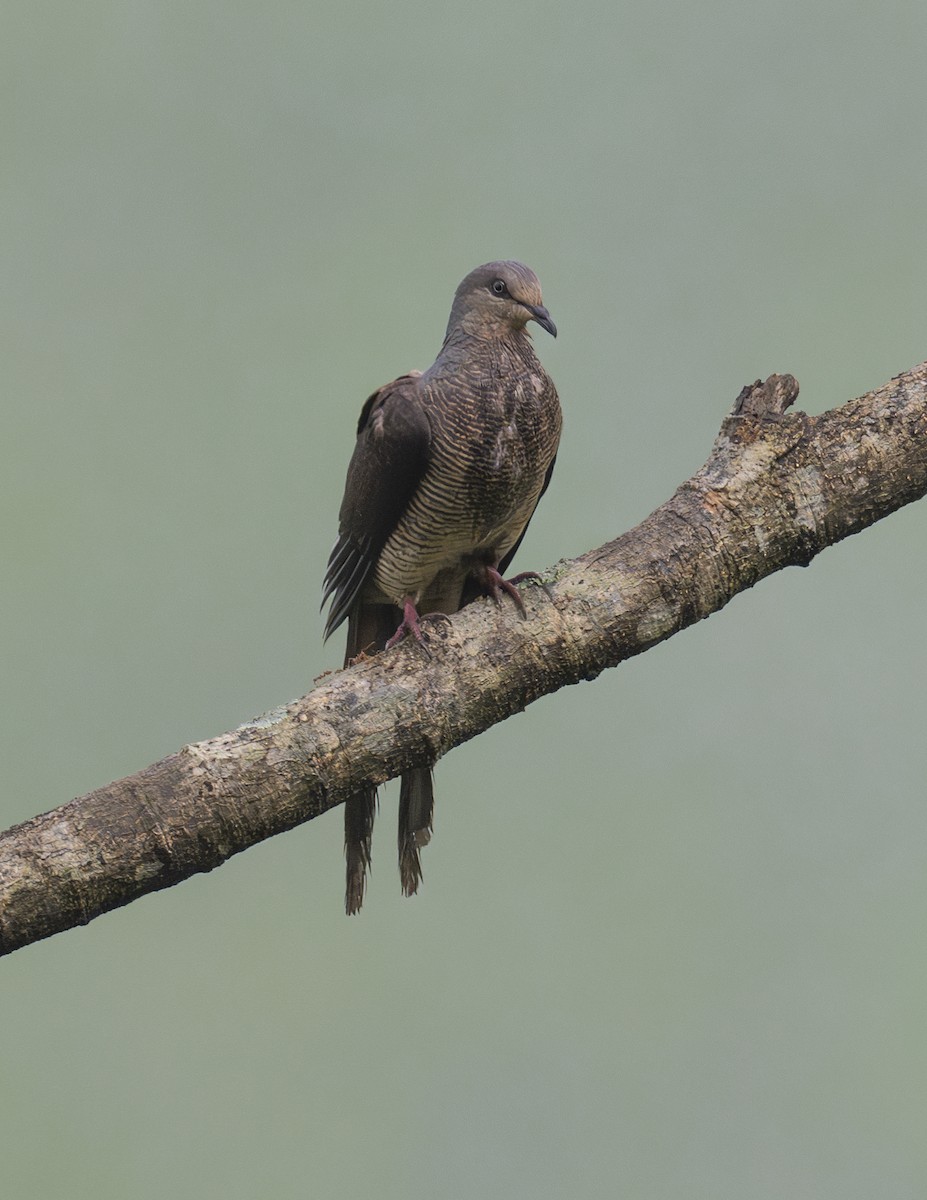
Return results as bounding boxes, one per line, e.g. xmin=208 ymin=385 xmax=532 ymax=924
xmin=2 ymin=363 xmax=926 ymax=955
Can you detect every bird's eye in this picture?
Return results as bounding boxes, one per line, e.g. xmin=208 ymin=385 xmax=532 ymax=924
xmin=490 ymin=279 xmax=507 ymax=296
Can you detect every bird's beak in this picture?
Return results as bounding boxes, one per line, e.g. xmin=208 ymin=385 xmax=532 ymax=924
xmin=526 ymin=304 xmax=557 ymax=338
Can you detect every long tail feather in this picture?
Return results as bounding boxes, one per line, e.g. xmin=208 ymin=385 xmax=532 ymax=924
xmin=341 ymin=602 xmax=397 ymax=912
xmin=398 ymin=768 xmax=434 ymax=897
xmin=345 ymin=787 xmax=377 ymax=915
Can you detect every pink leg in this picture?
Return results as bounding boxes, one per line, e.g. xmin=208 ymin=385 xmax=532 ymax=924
xmin=385 ymin=597 xmax=426 ymax=649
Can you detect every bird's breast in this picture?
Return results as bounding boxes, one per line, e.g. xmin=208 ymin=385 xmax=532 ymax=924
xmin=371 ymin=362 xmax=561 ymax=606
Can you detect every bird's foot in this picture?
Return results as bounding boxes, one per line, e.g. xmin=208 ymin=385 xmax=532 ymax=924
xmin=385 ymin=598 xmax=426 ymax=649
xmin=473 ymin=565 xmax=544 ymax=617
xmin=386 ymin=602 xmax=453 ymax=654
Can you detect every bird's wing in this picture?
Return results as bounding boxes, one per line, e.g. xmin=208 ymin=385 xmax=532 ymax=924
xmin=322 ymin=373 xmax=431 ymax=639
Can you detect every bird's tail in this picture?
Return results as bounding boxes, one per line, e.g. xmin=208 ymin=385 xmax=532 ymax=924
xmin=345 ymin=787 xmax=377 ymax=915
xmin=398 ymin=767 xmax=434 ymax=897
xmin=341 ymin=603 xmax=438 ymax=910
xmin=342 ymin=601 xmax=396 ymax=914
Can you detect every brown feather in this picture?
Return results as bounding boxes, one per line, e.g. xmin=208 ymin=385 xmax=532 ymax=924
xmin=324 ymin=261 xmax=561 ymax=912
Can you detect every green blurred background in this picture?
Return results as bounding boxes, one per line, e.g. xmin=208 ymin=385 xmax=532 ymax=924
xmin=3 ymin=2 xmax=927 ymax=1196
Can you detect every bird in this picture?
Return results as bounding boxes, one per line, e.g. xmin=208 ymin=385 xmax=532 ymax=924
xmin=322 ymin=261 xmax=561 ymax=913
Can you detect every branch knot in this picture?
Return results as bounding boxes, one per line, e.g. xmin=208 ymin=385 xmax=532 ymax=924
xmin=732 ymin=374 xmax=800 ymax=418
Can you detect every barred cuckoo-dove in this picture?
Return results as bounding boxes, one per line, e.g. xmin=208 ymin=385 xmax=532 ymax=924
xmin=322 ymin=261 xmax=561 ymax=913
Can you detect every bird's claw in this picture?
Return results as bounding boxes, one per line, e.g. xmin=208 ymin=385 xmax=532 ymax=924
xmin=385 ymin=599 xmax=427 ymax=649
xmin=509 ymin=571 xmax=554 ymax=602
xmin=475 ymin=565 xmax=546 ymax=617
xmin=385 ymin=602 xmax=452 ymax=655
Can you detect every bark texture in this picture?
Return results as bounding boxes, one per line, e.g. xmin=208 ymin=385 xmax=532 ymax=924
xmin=1 ymin=363 xmax=925 ymax=955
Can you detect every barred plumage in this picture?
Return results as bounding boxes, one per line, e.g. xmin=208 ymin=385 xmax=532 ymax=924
xmin=323 ymin=261 xmax=561 ymax=913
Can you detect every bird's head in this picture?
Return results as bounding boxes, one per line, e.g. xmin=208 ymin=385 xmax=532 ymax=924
xmin=446 ymin=261 xmax=557 ymax=341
